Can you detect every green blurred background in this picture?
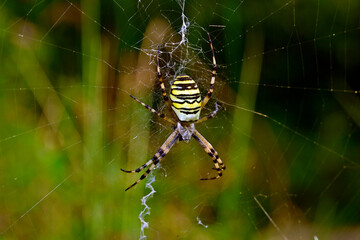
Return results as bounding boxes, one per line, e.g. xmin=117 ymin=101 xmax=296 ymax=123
xmin=0 ymin=0 xmax=359 ymax=239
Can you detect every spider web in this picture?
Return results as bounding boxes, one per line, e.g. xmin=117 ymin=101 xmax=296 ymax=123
xmin=0 ymin=0 xmax=359 ymax=239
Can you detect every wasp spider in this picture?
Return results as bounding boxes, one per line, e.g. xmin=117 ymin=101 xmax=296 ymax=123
xmin=121 ymin=33 xmax=225 ymax=191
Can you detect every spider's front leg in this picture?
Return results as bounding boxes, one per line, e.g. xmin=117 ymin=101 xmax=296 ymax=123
xmin=201 ymin=33 xmax=217 ymax=109
xmin=121 ymin=131 xmax=180 ymax=191
xmin=129 ymin=95 xmax=175 ymax=124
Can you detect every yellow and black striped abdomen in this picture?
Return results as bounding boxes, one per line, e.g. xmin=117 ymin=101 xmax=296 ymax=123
xmin=170 ymin=75 xmax=201 ymax=122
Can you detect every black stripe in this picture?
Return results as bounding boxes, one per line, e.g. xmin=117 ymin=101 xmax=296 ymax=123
xmin=170 ymin=93 xmax=201 ymax=100
xmin=170 ymin=91 xmax=201 ymax=98
xmin=172 ymin=105 xmax=201 ymax=111
xmin=179 ymin=110 xmax=200 ymax=115
xmin=171 ymin=86 xmax=196 ymax=90
xmin=172 ymin=83 xmax=197 ymax=89
xmin=171 ymin=99 xmax=201 ymax=104
xmin=192 ymin=134 xmax=199 ymax=141
xmin=170 ymin=133 xmax=180 ymax=146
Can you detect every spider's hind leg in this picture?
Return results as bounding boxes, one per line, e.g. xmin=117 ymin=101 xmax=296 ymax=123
xmin=121 ymin=158 xmax=154 ymax=173
xmin=123 ymin=163 xmax=157 ymax=191
xmin=192 ymin=129 xmax=225 ymax=180
xmin=122 ymin=131 xmax=180 ymax=191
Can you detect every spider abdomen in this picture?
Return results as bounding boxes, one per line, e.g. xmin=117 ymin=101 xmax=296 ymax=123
xmin=170 ymin=75 xmax=201 ymax=122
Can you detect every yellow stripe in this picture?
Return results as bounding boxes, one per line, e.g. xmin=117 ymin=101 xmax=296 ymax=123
xmin=170 ymin=95 xmax=201 ymax=103
xmin=171 ymin=89 xmax=200 ymax=95
xmin=172 ymin=101 xmax=201 ymax=109
xmin=175 ymin=75 xmax=190 ymax=79
xmin=173 ymin=80 xmax=195 ymax=85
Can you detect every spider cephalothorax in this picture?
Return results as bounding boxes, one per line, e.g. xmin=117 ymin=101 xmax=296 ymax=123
xmin=176 ymin=122 xmax=194 ymax=142
xmin=121 ymin=33 xmax=225 ymax=191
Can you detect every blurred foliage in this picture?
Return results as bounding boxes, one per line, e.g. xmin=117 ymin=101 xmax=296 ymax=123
xmin=0 ymin=0 xmax=360 ymax=239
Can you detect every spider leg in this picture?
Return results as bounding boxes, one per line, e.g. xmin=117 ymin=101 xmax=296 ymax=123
xmin=129 ymin=95 xmax=175 ymax=124
xmin=120 ymin=157 xmax=154 ymax=174
xmin=121 ymin=130 xmax=177 ymax=173
xmin=122 ymin=131 xmax=180 ymax=191
xmin=192 ymin=129 xmax=225 ymax=180
xmin=201 ymin=33 xmax=217 ymax=109
xmin=157 ymin=45 xmax=173 ymax=113
xmin=193 ymin=102 xmax=219 ymax=124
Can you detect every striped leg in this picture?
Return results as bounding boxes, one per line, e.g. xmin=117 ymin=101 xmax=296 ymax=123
xmin=121 ymin=131 xmax=180 ymax=191
xmin=201 ymin=33 xmax=217 ymax=109
xmin=157 ymin=45 xmax=173 ymax=113
xmin=193 ymin=102 xmax=219 ymax=124
xmin=130 ymin=95 xmax=175 ymax=124
xmin=192 ymin=129 xmax=225 ymax=180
